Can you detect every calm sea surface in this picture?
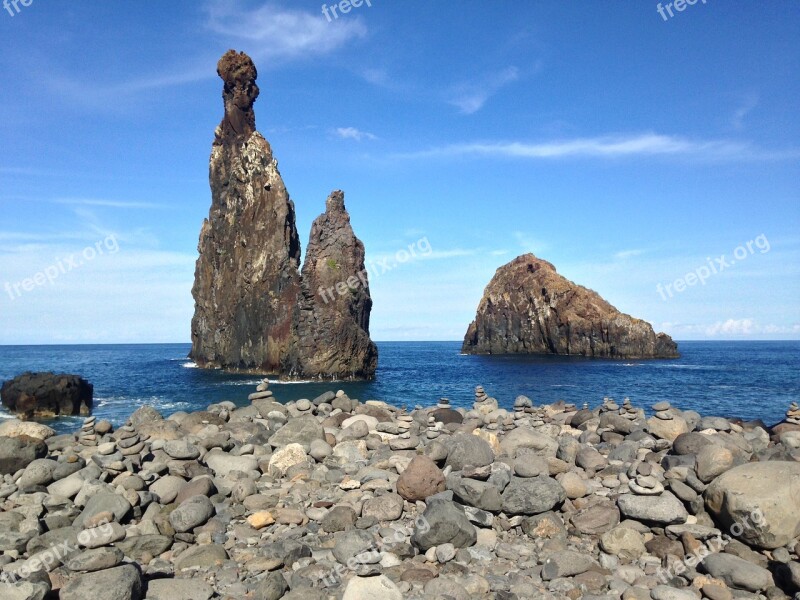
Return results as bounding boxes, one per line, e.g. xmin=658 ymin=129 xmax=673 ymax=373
xmin=0 ymin=341 xmax=797 ymax=434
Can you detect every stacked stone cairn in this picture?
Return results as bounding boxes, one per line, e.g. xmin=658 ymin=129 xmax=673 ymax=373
xmin=787 ymin=402 xmax=800 ymax=425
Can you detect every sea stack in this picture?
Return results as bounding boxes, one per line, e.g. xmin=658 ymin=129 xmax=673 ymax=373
xmin=297 ymin=191 xmax=378 ymax=379
xmin=462 ymin=253 xmax=678 ymax=359
xmin=190 ymin=50 xmax=377 ymax=379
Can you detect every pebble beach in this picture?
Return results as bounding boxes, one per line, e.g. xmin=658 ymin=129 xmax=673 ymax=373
xmin=1 ymin=383 xmax=799 ymax=600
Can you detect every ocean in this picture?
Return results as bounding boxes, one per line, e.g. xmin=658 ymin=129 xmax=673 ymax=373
xmin=0 ymin=341 xmax=797 ymax=434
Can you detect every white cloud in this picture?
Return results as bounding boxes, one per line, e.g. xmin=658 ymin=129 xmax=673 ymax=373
xmin=335 ymin=127 xmax=377 ymax=141
xmin=614 ymin=249 xmax=645 ymax=260
xmin=513 ymin=231 xmax=547 ymax=254
xmin=45 ymin=2 xmax=367 ymax=105
xmin=53 ymin=198 xmax=165 ymax=209
xmin=205 ymin=1 xmax=367 ymax=59
xmin=663 ymin=319 xmax=800 ymax=338
xmin=705 ymin=318 xmax=757 ymax=336
xmin=732 ymin=93 xmax=759 ymax=130
xmin=448 ymin=66 xmax=520 ymax=115
xmin=400 ymin=133 xmax=800 ymax=161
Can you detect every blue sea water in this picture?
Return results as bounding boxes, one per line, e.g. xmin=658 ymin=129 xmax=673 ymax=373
xmin=0 ymin=341 xmax=797 ymax=434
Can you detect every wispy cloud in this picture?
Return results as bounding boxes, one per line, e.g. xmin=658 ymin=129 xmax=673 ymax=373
xmin=205 ymin=1 xmax=367 ymax=59
xmin=54 ymin=198 xmax=165 ymax=209
xmin=448 ymin=66 xmax=520 ymax=115
xmin=732 ymin=93 xmax=759 ymax=130
xmin=46 ymin=2 xmax=367 ymax=105
xmin=513 ymin=231 xmax=548 ymax=254
xmin=661 ymin=319 xmax=800 ymax=338
xmin=399 ymin=133 xmax=800 ymax=161
xmin=335 ymin=127 xmax=377 ymax=141
xmin=614 ymin=249 xmax=645 ymax=260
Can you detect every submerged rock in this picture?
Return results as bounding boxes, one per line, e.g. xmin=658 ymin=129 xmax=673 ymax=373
xmin=462 ymin=253 xmax=679 ymax=359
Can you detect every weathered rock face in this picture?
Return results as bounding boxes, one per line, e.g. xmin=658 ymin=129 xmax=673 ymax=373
xmin=190 ymin=50 xmax=376 ymax=379
xmin=462 ymin=254 xmax=678 ymax=359
xmin=297 ymin=191 xmax=378 ymax=379
xmin=1 ymin=372 xmax=93 ymax=419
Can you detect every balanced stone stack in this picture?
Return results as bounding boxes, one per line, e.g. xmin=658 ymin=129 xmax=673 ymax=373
xmin=426 ymin=415 xmax=441 ymax=439
xmin=248 ymin=380 xmax=273 ymax=402
xmin=619 ymin=397 xmax=639 ymax=420
xmin=787 ymin=402 xmax=800 ymax=425
xmin=472 ymin=385 xmax=498 ymax=414
xmin=397 ymin=413 xmax=413 ymax=433
xmin=600 ymin=397 xmax=620 ymax=413
xmin=653 ymin=400 xmax=673 ymax=419
xmin=513 ymin=395 xmax=533 ymax=422
xmin=77 ymin=416 xmax=97 ymax=448
xmin=0 ymin=384 xmax=799 ymax=600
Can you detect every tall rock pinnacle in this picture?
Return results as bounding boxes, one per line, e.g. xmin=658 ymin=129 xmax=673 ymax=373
xmin=298 ymin=191 xmax=378 ymax=378
xmin=462 ymin=254 xmax=679 ymax=359
xmin=190 ymin=50 xmax=377 ymax=379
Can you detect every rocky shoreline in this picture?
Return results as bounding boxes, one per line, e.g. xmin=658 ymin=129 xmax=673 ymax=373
xmin=1 ymin=385 xmax=799 ymax=600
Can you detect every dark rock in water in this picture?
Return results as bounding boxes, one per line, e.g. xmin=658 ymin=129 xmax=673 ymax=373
xmin=190 ymin=50 xmax=376 ymax=380
xmin=1 ymin=372 xmax=93 ymax=419
xmin=462 ymin=253 xmax=679 ymax=359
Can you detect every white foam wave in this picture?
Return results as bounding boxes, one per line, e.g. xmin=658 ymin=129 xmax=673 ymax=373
xmin=182 ymin=362 xmax=198 ymax=369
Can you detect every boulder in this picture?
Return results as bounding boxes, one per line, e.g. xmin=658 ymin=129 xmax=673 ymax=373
xmin=501 ymin=476 xmax=566 ymax=516
xmin=268 ymin=443 xmax=308 ymax=477
xmin=268 ymin=416 xmax=324 ymax=451
xmin=412 ymin=498 xmax=476 ymax=551
xmin=342 ymin=575 xmax=403 ymax=600
xmin=0 ymin=420 xmax=55 ymax=440
xmin=0 ymin=435 xmax=47 ymax=475
xmin=59 ymin=564 xmax=142 ymax=600
xmin=499 ymin=427 xmax=558 ymax=458
xmin=396 ymin=455 xmax=446 ymax=501
xmin=704 ymin=461 xmax=800 ymax=549
xmin=1 ymin=372 xmax=92 ymax=418
xmin=617 ymin=492 xmax=687 ymax=525
xmin=174 ymin=544 xmax=228 ymax=570
xmin=361 ymin=493 xmax=404 ymax=522
xmin=169 ymin=495 xmax=215 ymax=533
xmin=701 ymin=553 xmax=773 ymax=592
xmin=444 ymin=433 xmax=495 ymax=471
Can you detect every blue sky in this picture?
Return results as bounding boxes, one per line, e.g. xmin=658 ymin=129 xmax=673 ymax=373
xmin=0 ymin=1 xmax=798 ymax=344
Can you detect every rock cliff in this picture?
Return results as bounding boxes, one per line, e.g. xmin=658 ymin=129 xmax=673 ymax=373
xmin=190 ymin=50 xmax=376 ymax=379
xmin=297 ymin=191 xmax=378 ymax=379
xmin=462 ymin=254 xmax=679 ymax=359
